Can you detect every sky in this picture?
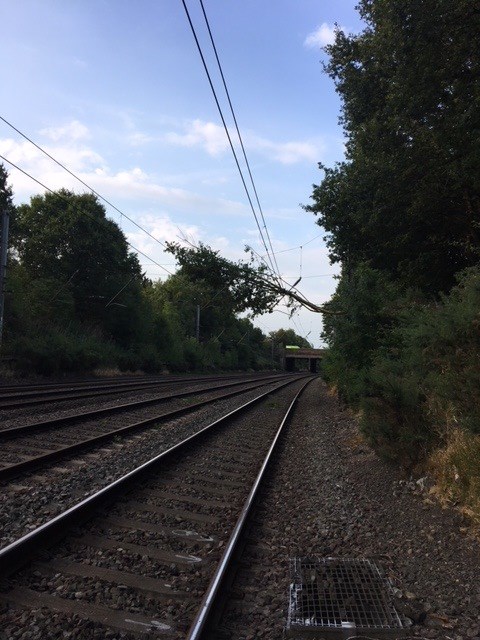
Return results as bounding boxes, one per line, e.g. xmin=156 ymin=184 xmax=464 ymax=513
xmin=0 ymin=0 xmax=364 ymax=347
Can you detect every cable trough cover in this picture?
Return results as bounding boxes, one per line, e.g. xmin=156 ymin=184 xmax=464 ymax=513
xmin=286 ymin=557 xmax=408 ymax=638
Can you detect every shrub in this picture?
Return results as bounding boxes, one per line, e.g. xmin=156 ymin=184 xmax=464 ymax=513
xmin=8 ymin=327 xmax=116 ymax=375
xmin=429 ymin=429 xmax=480 ymax=526
xmin=360 ymin=267 xmax=480 ymax=466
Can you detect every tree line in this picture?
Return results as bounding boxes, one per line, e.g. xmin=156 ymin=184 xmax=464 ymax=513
xmin=307 ymin=0 xmax=480 ymax=506
xmin=0 ymin=168 xmax=310 ymax=376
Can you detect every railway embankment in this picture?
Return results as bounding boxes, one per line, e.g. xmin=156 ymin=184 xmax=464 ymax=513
xmin=1 ymin=377 xmax=479 ymax=639
xmin=223 ymin=378 xmax=480 ymax=639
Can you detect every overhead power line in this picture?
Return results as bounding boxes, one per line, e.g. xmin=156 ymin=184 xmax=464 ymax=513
xmin=0 ymin=154 xmax=173 ymax=276
xmin=0 ymin=115 xmax=168 ymax=252
xmin=180 ymin=0 xmax=280 ymax=281
xmin=197 ymin=0 xmax=280 ymax=278
xmin=270 ymin=234 xmax=324 ymax=256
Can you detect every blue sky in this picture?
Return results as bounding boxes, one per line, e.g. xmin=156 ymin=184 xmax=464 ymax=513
xmin=0 ymin=0 xmax=364 ymax=346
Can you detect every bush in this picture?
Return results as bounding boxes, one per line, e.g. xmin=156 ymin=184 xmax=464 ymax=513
xmin=361 ymin=365 xmax=432 ymax=467
xmin=321 ymin=264 xmax=410 ymax=405
xmin=429 ymin=429 xmax=480 ymax=526
xmin=8 ymin=327 xmax=117 ymax=375
xmin=359 ymin=267 xmax=480 ymax=466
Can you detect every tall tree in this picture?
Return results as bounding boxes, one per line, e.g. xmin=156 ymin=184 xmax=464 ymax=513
xmin=0 ymin=164 xmax=14 ymax=228
xmin=306 ymin=0 xmax=480 ymax=293
xmin=14 ymin=190 xmax=144 ymax=346
xmin=166 ymin=241 xmax=338 ymax=314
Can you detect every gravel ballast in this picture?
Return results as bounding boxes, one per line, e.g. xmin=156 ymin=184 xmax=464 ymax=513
xmin=0 ymin=379 xmax=293 ymax=548
xmin=0 ymin=379 xmax=308 ymax=640
xmin=3 ymin=377 xmax=478 ymax=639
xmin=218 ymin=378 xmax=480 ymax=640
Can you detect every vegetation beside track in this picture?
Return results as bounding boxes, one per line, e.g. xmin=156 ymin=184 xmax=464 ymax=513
xmin=0 ymin=170 xmax=309 ymax=376
xmin=308 ymin=0 xmax=480 ymax=523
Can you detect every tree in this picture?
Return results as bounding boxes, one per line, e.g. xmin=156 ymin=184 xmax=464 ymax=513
xmin=165 ymin=241 xmax=338 ymax=315
xmin=306 ymin=0 xmax=480 ymax=294
xmin=268 ymin=328 xmax=312 ymax=349
xmin=0 ymin=165 xmax=15 ymax=346
xmin=13 ymin=189 xmax=144 ymax=346
xmin=148 ymin=272 xmax=272 ymax=371
xmin=0 ymin=164 xmax=14 ymax=233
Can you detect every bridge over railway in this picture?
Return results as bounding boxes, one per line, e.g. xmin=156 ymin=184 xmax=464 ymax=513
xmin=283 ymin=347 xmax=326 ymax=373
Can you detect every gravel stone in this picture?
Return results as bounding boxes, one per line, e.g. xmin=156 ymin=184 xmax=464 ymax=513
xmin=217 ymin=379 xmax=480 ymax=640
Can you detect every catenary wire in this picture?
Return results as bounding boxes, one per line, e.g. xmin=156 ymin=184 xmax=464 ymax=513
xmin=180 ymin=0 xmax=280 ymax=281
xmin=0 ymin=154 xmax=174 ymax=276
xmin=0 ymin=115 xmax=168 ymax=251
xmin=197 ymin=0 xmax=280 ymax=278
xmin=247 ymin=244 xmax=310 ymax=301
xmin=263 ymin=233 xmax=324 ymax=256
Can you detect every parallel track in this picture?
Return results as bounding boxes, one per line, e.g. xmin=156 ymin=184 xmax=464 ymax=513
xmin=0 ymin=372 xmax=285 ymax=410
xmin=0 ymin=375 xmax=291 ymax=480
xmin=0 ymin=377 xmax=313 ymax=639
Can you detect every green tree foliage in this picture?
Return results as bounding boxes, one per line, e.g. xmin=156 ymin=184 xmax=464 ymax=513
xmin=1 ymin=176 xmax=307 ymax=375
xmin=13 ymin=190 xmax=144 ymax=346
xmin=268 ymin=328 xmax=312 ymax=349
xmin=306 ymin=0 xmax=480 ymax=293
xmin=321 ymin=264 xmax=403 ymax=403
xmin=362 ymin=268 xmax=480 ymax=465
xmin=4 ymin=189 xmax=149 ymax=373
xmin=165 ymin=241 xmax=279 ymax=316
xmin=166 ymin=241 xmax=337 ymax=314
xmin=147 ymin=273 xmax=271 ymax=371
xmin=0 ymin=164 xmax=14 ymax=236
xmin=307 ymin=1 xmax=480 ymax=466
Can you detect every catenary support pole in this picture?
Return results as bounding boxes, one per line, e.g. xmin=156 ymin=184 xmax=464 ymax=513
xmin=0 ymin=203 xmax=10 ymax=347
xmin=196 ymin=304 xmax=200 ymax=341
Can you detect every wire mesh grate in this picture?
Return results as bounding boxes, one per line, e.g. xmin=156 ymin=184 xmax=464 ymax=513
xmin=287 ymin=558 xmax=407 ymax=638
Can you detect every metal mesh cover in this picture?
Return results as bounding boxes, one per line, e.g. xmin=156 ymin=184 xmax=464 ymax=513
xmin=287 ymin=558 xmax=407 ymax=638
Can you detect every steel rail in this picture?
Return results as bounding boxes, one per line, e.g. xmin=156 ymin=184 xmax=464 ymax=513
xmin=0 ymin=375 xmax=308 ymax=576
xmin=0 ymin=373 xmax=165 ymax=392
xmin=0 ymin=372 xmax=251 ymax=393
xmin=0 ymin=372 xmax=284 ymax=409
xmin=0 ymin=375 xmax=180 ymax=398
xmin=0 ymin=373 xmax=286 ymax=440
xmin=186 ymin=376 xmax=313 ymax=640
xmin=0 ymin=377 xmax=298 ymax=481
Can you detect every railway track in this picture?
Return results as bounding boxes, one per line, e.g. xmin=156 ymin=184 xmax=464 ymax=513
xmin=0 ymin=372 xmax=284 ymax=411
xmin=0 ymin=376 xmax=313 ymax=639
xmin=0 ymin=374 xmax=289 ymax=480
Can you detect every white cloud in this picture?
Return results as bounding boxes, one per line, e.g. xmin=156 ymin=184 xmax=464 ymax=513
xmin=304 ymin=23 xmax=339 ymax=49
xmin=0 ymin=136 xmax=104 ymax=177
xmin=129 ymin=213 xmax=201 ymax=252
xmin=127 ymin=131 xmax=155 ymax=147
xmin=72 ymin=57 xmax=87 ymax=69
xmin=40 ymin=120 xmax=90 ymax=142
xmin=0 ymin=130 xmax=248 ymax=219
xmin=165 ymin=119 xmax=323 ymax=165
xmin=247 ymin=135 xmax=320 ymax=165
xmin=165 ymin=120 xmax=228 ymax=156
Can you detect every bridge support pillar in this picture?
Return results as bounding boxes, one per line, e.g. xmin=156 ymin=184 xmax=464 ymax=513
xmin=309 ymin=358 xmax=317 ymax=374
xmin=285 ymin=357 xmax=295 ymax=372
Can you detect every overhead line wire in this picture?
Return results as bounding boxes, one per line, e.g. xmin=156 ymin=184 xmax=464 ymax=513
xmin=180 ymin=0 xmax=279 ymax=280
xmin=197 ymin=0 xmax=280 ymax=278
xmin=0 ymin=154 xmax=174 ymax=276
xmin=0 ymin=115 xmax=168 ymax=252
xmin=270 ymin=234 xmax=323 ymax=256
